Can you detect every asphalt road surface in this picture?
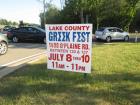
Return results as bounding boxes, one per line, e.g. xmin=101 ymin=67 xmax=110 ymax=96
xmin=0 ymin=43 xmax=46 ymax=66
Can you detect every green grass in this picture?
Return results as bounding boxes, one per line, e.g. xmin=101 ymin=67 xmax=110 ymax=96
xmin=0 ymin=42 xmax=140 ymax=105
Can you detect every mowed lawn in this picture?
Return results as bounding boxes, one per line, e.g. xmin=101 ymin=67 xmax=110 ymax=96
xmin=0 ymin=42 xmax=140 ymax=105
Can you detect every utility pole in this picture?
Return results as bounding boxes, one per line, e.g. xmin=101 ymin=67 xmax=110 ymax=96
xmin=43 ymin=0 xmax=46 ymax=27
xmin=37 ymin=0 xmax=53 ymax=28
xmin=60 ymin=0 xmax=65 ymax=10
xmin=80 ymin=0 xmax=84 ymax=24
xmin=80 ymin=8 xmax=84 ymax=23
xmin=86 ymin=15 xmax=89 ymax=23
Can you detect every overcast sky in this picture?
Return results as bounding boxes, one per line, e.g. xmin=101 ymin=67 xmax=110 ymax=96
xmin=0 ymin=0 xmax=61 ymax=24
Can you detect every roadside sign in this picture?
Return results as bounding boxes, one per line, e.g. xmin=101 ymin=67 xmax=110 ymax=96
xmin=45 ymin=24 xmax=92 ymax=73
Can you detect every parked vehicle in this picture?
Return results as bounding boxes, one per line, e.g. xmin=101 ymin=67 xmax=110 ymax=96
xmin=0 ymin=32 xmax=8 ymax=55
xmin=7 ymin=26 xmax=46 ymax=43
xmin=2 ymin=26 xmax=16 ymax=34
xmin=95 ymin=27 xmax=129 ymax=42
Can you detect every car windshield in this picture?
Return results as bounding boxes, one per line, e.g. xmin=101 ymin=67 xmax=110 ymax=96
xmin=34 ymin=27 xmax=45 ymax=32
xmin=97 ymin=27 xmax=105 ymax=31
xmin=108 ymin=28 xmax=116 ymax=32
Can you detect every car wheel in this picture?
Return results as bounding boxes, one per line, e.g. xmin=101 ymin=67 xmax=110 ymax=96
xmin=12 ymin=36 xmax=18 ymax=43
xmin=124 ymin=36 xmax=129 ymax=42
xmin=106 ymin=36 xmax=111 ymax=42
xmin=43 ymin=37 xmax=46 ymax=44
xmin=0 ymin=42 xmax=8 ymax=55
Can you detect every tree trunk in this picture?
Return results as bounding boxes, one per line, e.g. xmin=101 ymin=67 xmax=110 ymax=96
xmin=125 ymin=8 xmax=136 ymax=32
xmin=80 ymin=8 xmax=84 ymax=23
xmin=96 ymin=17 xmax=99 ymax=29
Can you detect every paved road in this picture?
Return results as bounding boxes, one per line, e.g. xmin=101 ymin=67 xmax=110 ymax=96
xmin=0 ymin=43 xmax=46 ymax=66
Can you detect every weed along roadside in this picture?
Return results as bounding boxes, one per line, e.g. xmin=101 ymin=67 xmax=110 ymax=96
xmin=0 ymin=43 xmax=140 ymax=105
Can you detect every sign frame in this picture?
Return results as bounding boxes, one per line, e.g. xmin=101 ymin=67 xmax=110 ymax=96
xmin=45 ymin=24 xmax=92 ymax=73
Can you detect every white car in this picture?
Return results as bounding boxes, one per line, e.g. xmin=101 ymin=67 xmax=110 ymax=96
xmin=95 ymin=27 xmax=129 ymax=42
xmin=0 ymin=32 xmax=8 ymax=55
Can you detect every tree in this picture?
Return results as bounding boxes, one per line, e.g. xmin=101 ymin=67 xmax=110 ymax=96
xmin=123 ymin=0 xmax=140 ymax=31
xmin=0 ymin=19 xmax=18 ymax=26
xmin=37 ymin=0 xmax=53 ymax=28
xmin=37 ymin=0 xmax=140 ymax=32
xmin=39 ymin=4 xmax=61 ymax=25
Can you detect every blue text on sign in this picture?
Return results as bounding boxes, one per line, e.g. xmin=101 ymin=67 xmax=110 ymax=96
xmin=49 ymin=32 xmax=90 ymax=42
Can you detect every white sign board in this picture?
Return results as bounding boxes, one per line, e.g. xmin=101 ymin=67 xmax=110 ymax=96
xmin=46 ymin=24 xmax=92 ymax=73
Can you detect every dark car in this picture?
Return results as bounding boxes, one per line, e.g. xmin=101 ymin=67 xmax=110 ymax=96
xmin=7 ymin=26 xmax=46 ymax=43
xmin=2 ymin=26 xmax=16 ymax=34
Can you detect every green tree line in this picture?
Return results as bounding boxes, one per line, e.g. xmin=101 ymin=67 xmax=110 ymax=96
xmin=0 ymin=19 xmax=18 ymax=26
xmin=40 ymin=0 xmax=140 ymax=32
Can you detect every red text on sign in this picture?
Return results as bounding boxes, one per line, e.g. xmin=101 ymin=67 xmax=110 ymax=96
xmin=48 ymin=53 xmax=64 ymax=61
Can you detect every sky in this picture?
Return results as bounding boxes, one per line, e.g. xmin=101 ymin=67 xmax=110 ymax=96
xmin=0 ymin=0 xmax=61 ymax=24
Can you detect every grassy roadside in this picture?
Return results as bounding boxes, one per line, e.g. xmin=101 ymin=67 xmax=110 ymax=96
xmin=0 ymin=42 xmax=140 ymax=105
